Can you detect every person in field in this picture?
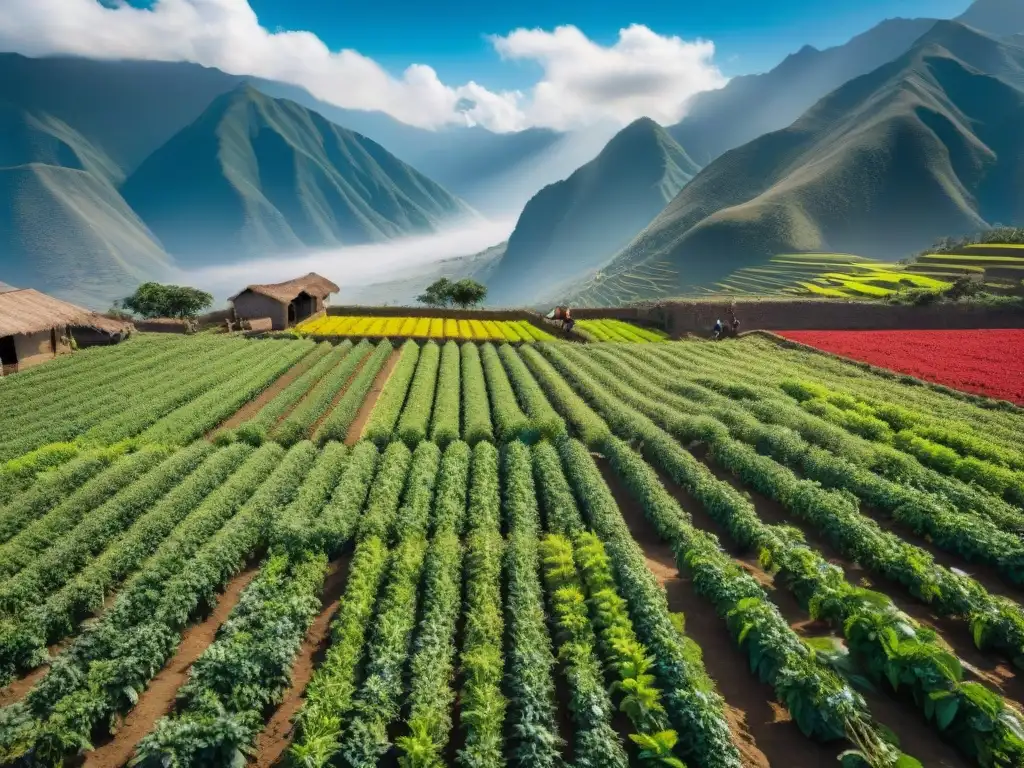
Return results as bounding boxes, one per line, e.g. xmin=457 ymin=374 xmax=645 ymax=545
xmin=713 ymin=318 xmax=723 ymax=340
xmin=731 ymin=314 xmax=740 ymax=336
xmin=563 ymin=307 xmax=575 ymax=333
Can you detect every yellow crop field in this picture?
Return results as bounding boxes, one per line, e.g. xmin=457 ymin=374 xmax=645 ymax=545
xmin=296 ymin=315 xmax=557 ymax=342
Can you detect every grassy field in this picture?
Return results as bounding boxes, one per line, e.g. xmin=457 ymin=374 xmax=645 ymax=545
xmin=1 ymin=332 xmax=1024 ymax=768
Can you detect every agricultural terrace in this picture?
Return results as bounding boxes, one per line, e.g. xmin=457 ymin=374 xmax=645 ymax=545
xmin=296 ymin=314 xmax=556 ymax=342
xmin=575 ymin=318 xmax=669 ymax=342
xmin=2 ymin=331 xmax=1024 ymax=768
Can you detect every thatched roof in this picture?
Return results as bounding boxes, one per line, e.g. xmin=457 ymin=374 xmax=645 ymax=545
xmin=0 ymin=288 xmax=132 ymax=337
xmin=230 ymin=272 xmax=340 ymax=304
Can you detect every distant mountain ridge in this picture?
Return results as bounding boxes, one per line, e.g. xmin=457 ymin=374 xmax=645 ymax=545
xmin=121 ymin=85 xmax=475 ymax=266
xmin=566 ymin=22 xmax=1024 ymax=305
xmin=0 ymin=100 xmax=171 ymax=307
xmin=485 ymin=117 xmax=700 ymax=306
xmin=667 ymin=17 xmax=939 ymax=165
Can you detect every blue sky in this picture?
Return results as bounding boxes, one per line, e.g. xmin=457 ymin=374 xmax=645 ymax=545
xmin=249 ymin=0 xmax=972 ymax=86
xmin=3 ymin=0 xmax=980 ymax=132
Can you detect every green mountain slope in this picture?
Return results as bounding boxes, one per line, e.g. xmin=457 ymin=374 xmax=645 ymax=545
xmin=485 ymin=118 xmax=700 ymax=305
xmin=0 ymin=55 xmax=244 ymax=177
xmin=120 ymin=85 xmax=476 ymax=265
xmin=0 ymin=163 xmax=171 ymax=308
xmin=567 ymin=22 xmax=1024 ymax=306
xmin=667 ymin=17 xmax=938 ymax=166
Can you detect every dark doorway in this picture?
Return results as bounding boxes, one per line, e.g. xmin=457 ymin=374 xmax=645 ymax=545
xmin=50 ymin=328 xmax=58 ymax=353
xmin=287 ymin=303 xmax=297 ymax=325
xmin=0 ymin=335 xmax=17 ymax=366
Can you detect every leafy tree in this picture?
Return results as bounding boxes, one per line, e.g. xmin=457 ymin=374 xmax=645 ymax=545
xmin=416 ymin=278 xmax=454 ymax=308
xmin=120 ymin=282 xmax=214 ymax=319
xmin=448 ymin=279 xmax=487 ymax=309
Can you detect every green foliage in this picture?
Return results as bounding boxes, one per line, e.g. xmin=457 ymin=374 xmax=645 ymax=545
xmin=314 ymin=340 xmax=394 ymax=446
xmin=342 ymin=536 xmax=429 ymax=767
xmin=457 ymin=441 xmax=506 ymax=768
xmin=461 ymin=343 xmax=494 ymax=445
xmin=0 ymin=443 xmax=252 ymax=683
xmin=480 ymin=343 xmax=530 ymax=442
xmin=364 ymin=340 xmax=420 ymax=446
xmin=539 ymin=533 xmax=628 ymax=768
xmin=397 ymin=342 xmax=441 ymax=446
xmin=449 ymin=278 xmax=488 ymax=309
xmin=497 ymin=344 xmax=566 ymax=441
xmin=233 ymin=342 xmax=339 ymax=445
xmin=501 ymin=442 xmax=562 ymax=768
xmin=429 ymin=341 xmax=462 ymax=447
xmin=273 ymin=341 xmax=371 ymax=447
xmin=417 ymin=278 xmax=455 ymax=308
xmin=133 ymin=551 xmax=328 ymax=767
xmin=416 ymin=278 xmax=487 ymax=308
xmin=290 ymin=537 xmax=389 ymax=768
xmin=0 ymin=442 xmax=316 ymax=766
xmin=357 ymin=441 xmax=413 ymax=543
xmin=119 ymin=281 xmax=213 ymax=319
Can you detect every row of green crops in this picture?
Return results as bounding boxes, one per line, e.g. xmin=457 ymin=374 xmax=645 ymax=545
xmin=575 ymin=318 xmax=668 ymax=343
xmin=540 ymin=342 xmax=1024 ymax=765
xmin=0 ymin=442 xmax=317 ymax=765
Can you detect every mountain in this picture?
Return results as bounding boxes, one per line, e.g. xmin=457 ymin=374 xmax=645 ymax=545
xmin=253 ymin=80 xmax=616 ymax=215
xmin=0 ymin=54 xmax=244 ymax=177
xmin=485 ymin=118 xmax=700 ymax=306
xmin=566 ymin=22 xmax=1024 ymax=306
xmin=0 ymin=101 xmax=171 ymax=307
xmin=956 ymin=0 xmax=1024 ymax=37
xmin=0 ymin=55 xmax=592 ymax=217
xmin=668 ymin=17 xmax=938 ymax=165
xmin=120 ymin=85 xmax=475 ymax=266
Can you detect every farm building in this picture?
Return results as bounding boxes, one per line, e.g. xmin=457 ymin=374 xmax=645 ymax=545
xmin=230 ymin=272 xmax=339 ymax=331
xmin=0 ymin=284 xmax=132 ymax=374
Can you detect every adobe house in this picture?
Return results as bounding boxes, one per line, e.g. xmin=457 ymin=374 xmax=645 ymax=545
xmin=0 ymin=284 xmax=133 ymax=374
xmin=229 ymin=273 xmax=339 ymax=331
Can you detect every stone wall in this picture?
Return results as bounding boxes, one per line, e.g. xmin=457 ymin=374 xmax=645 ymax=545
xmin=571 ymin=300 xmax=1024 ymax=336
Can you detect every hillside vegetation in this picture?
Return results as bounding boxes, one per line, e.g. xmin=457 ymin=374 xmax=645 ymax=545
xmin=486 ymin=118 xmax=700 ymax=306
xmin=121 ymin=86 xmax=474 ymax=266
xmin=567 ymin=22 xmax=1024 ymax=306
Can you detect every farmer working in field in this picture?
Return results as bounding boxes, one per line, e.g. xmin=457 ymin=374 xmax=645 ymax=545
xmin=562 ymin=307 xmax=575 ymax=333
xmin=713 ymin=318 xmax=723 ymax=340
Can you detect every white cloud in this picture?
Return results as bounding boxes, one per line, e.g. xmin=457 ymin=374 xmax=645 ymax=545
xmin=0 ymin=0 xmax=727 ymax=132
xmin=490 ymin=24 xmax=727 ymax=130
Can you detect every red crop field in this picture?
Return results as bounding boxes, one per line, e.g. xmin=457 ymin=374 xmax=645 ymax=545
xmin=778 ymin=329 xmax=1024 ymax=404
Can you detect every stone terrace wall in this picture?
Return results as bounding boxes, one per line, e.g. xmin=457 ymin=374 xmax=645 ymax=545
xmin=572 ymin=300 xmax=1024 ymax=336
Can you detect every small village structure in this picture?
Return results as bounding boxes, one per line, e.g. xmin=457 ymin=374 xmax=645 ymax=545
xmin=229 ymin=273 xmax=339 ymax=331
xmin=0 ymin=283 xmax=132 ymax=374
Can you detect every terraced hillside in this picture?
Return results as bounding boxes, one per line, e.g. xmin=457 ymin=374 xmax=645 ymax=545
xmin=2 ymin=332 xmax=1024 ymax=768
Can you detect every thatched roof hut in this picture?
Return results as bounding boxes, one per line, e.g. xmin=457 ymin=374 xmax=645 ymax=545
xmin=230 ymin=272 xmax=339 ymax=330
xmin=0 ymin=287 xmax=132 ymax=373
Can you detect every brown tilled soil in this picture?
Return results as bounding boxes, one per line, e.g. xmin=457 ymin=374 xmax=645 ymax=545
xmin=693 ymin=447 xmax=1024 ymax=710
xmin=309 ymin=355 xmax=371 ymax=438
xmin=209 ymin=350 xmax=324 ymax=438
xmin=248 ymin=556 xmax=353 ymax=768
xmin=344 ymin=350 xmax=400 ymax=445
xmin=594 ymin=459 xmax=833 ymax=768
xmin=0 ymin=663 xmax=50 ymax=708
xmin=82 ymin=567 xmax=260 ymax=768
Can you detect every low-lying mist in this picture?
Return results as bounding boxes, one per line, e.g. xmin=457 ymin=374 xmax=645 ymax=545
xmin=173 ymin=215 xmax=517 ymax=306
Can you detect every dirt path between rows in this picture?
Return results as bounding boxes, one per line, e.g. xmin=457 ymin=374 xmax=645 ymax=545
xmin=692 ymin=447 xmax=1024 ymax=712
xmin=249 ymin=555 xmax=353 ymax=768
xmin=0 ymin=661 xmax=50 ymax=707
xmin=309 ymin=355 xmax=371 ymax=439
xmin=82 ymin=567 xmax=260 ymax=768
xmin=594 ymin=458 xmax=830 ymax=768
xmin=345 ymin=351 xmax=400 ymax=446
xmin=208 ymin=349 xmax=324 ymax=439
